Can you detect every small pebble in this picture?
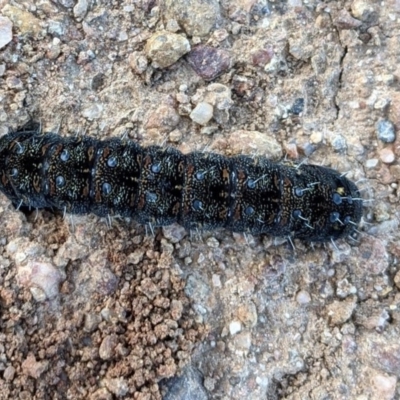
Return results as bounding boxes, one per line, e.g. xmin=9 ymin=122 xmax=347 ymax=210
xmin=376 ymin=119 xmax=396 ymax=143
xmin=379 ymin=148 xmax=395 ymax=164
xmin=251 ymin=48 xmax=274 ymax=67
xmin=326 ymin=297 xmax=357 ymax=325
xmin=229 ymin=320 xmax=242 ymax=335
xmin=336 ymin=278 xmax=357 ymax=298
xmin=190 ymin=102 xmax=213 ymax=125
xmin=351 ymin=0 xmax=377 ymax=23
xmin=99 ymin=335 xmax=118 ymax=360
xmin=162 ymin=223 xmax=186 ymax=243
xmin=365 ymin=158 xmax=379 ymax=169
xmin=0 ymin=16 xmax=12 ymax=49
xmin=296 ymin=290 xmax=311 ymax=304
xmin=187 ymin=45 xmax=232 ymax=81
xmin=6 ymin=76 xmax=23 ymax=90
xmin=165 ymin=0 xmax=220 ymax=37
xmin=145 ymin=31 xmax=190 ymax=69
xmin=59 ymin=0 xmax=75 ymax=6
xmin=310 ymin=131 xmax=323 ymax=144
xmin=73 ymin=0 xmax=88 ymax=20
xmin=330 ymin=134 xmax=347 ymax=151
xmin=3 ymin=365 xmax=15 ymax=381
xmin=30 ymin=287 xmax=47 ymax=302
xmin=82 ymin=103 xmax=103 ymax=120
xmin=22 ymin=354 xmax=49 ymax=379
xmin=212 ymin=274 xmax=221 ymax=288
xmin=371 ymin=373 xmax=397 ymax=400
xmin=48 ymin=20 xmax=65 ymax=36
xmin=129 ymin=51 xmax=148 ymax=75
xmin=169 ymin=129 xmax=182 ymax=142
xmin=144 ymin=104 xmax=180 ymax=132
xmin=18 ymin=261 xmax=63 ymax=300
xmin=290 ymin=98 xmax=305 ymax=115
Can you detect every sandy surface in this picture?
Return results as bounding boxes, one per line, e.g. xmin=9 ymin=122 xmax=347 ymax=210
xmin=0 ymin=0 xmax=400 ymax=399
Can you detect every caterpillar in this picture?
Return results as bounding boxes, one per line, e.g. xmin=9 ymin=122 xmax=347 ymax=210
xmin=0 ymin=125 xmax=363 ymax=242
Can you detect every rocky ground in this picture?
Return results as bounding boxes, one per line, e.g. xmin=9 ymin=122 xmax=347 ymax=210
xmin=0 ymin=0 xmax=400 ymax=399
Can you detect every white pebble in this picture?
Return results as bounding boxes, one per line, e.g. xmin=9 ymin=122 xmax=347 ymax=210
xmin=310 ymin=131 xmax=323 ymax=144
xmin=365 ymin=158 xmax=379 ymax=169
xmin=229 ymin=320 xmax=242 ymax=335
xmin=190 ymin=102 xmax=213 ymax=125
xmin=379 ymin=148 xmax=395 ymax=164
xmin=212 ymin=274 xmax=221 ymax=288
xmin=296 ymin=290 xmax=311 ymax=304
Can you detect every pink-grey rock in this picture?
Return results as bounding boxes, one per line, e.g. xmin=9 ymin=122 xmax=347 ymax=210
xmin=6 ymin=76 xmax=23 ymax=90
xmin=3 ymin=365 xmax=15 ymax=381
xmin=251 ymin=47 xmax=274 ymax=67
xmin=187 ymin=45 xmax=232 ymax=81
xmin=22 ymin=353 xmax=49 ymax=379
xmin=144 ymin=104 xmax=180 ymax=132
xmin=17 ymin=261 xmax=63 ymax=300
xmin=0 ymin=16 xmax=12 ymax=49
xmin=334 ymin=9 xmax=363 ymax=30
xmin=371 ymin=343 xmax=400 ymax=375
xmin=99 ymin=335 xmax=118 ymax=360
xmin=371 ymin=373 xmax=397 ymax=400
xmin=165 ymin=0 xmax=220 ymax=37
xmin=162 ymin=223 xmax=187 ymax=243
xmin=379 ymin=148 xmax=395 ymax=164
xmin=145 ymin=31 xmax=190 ymax=69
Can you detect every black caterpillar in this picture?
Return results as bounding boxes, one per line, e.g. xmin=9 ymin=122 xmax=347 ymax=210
xmin=0 ymin=125 xmax=363 ymax=242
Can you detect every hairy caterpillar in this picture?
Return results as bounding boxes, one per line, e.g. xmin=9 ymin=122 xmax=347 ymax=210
xmin=0 ymin=125 xmax=363 ymax=242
